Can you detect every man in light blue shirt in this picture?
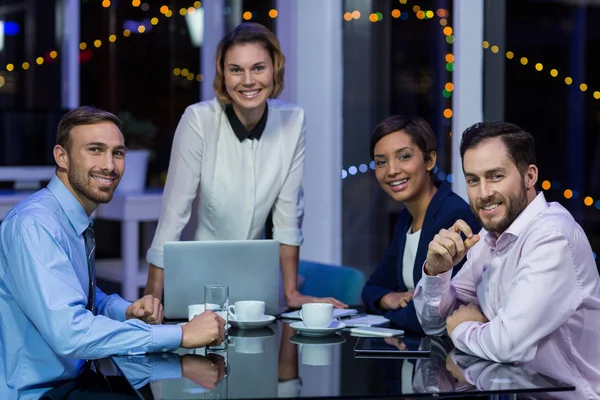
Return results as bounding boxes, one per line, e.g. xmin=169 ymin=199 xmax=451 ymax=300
xmin=0 ymin=106 xmax=226 ymax=396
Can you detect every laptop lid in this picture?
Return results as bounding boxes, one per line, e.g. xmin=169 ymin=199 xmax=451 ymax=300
xmin=164 ymin=240 xmax=280 ymax=320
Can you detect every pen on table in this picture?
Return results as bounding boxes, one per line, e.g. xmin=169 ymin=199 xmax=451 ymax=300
xmin=338 ymin=313 xmax=367 ymax=320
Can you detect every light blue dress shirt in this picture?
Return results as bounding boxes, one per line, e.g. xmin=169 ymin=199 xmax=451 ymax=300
xmin=0 ymin=175 xmax=182 ymax=396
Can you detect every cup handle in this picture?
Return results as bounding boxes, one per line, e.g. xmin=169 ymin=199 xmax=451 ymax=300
xmin=299 ymin=310 xmax=303 ymax=320
xmin=228 ymin=304 xmax=236 ymax=317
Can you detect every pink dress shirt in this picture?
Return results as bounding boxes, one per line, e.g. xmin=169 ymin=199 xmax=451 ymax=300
xmin=414 ymin=192 xmax=600 ymax=398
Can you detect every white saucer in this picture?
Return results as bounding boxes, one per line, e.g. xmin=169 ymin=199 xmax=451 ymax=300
xmin=289 ymin=333 xmax=346 ymax=346
xmin=229 ymin=315 xmax=276 ymax=330
xmin=289 ymin=321 xmax=346 ymax=337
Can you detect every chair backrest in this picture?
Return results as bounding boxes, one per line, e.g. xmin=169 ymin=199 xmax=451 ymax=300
xmin=298 ymin=260 xmax=366 ymax=305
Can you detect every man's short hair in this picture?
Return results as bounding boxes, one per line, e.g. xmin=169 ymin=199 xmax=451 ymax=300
xmin=56 ymin=106 xmax=122 ymax=152
xmin=459 ymin=122 xmax=536 ymax=174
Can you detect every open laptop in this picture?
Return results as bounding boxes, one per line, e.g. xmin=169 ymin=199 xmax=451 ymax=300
xmin=163 ymin=240 xmax=280 ymax=320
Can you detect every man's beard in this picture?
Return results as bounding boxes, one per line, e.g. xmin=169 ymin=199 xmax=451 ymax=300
xmin=68 ymin=167 xmax=116 ymax=204
xmin=471 ymin=179 xmax=528 ymax=235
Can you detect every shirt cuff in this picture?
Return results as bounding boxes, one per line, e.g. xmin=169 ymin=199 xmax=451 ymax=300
xmin=273 ymin=228 xmax=303 ymax=246
xmin=151 ymin=324 xmax=182 ymax=353
xmin=108 ymin=295 xmax=131 ymax=322
xmin=450 ymin=321 xmax=477 ymax=355
xmin=146 ymin=248 xmax=165 ymax=269
xmin=420 ymin=263 xmax=453 ymax=295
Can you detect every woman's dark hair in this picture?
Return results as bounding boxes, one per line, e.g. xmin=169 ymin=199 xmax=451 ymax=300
xmin=370 ymin=115 xmax=437 ymax=164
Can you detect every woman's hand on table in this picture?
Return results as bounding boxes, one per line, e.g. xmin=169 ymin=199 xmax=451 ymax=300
xmin=286 ymin=291 xmax=348 ymax=309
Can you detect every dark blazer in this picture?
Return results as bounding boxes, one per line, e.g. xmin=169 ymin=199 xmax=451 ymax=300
xmin=362 ymin=181 xmax=481 ymax=333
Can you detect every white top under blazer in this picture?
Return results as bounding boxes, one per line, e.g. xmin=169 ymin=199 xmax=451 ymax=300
xmin=147 ymin=98 xmax=306 ymax=268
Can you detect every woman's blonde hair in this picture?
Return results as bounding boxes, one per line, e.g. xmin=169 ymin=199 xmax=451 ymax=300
xmin=213 ymin=22 xmax=285 ymax=104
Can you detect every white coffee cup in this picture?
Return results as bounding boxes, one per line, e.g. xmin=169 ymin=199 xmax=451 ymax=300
xmin=300 ymin=303 xmax=334 ymax=328
xmin=188 ymin=303 xmax=219 ymax=321
xmin=228 ymin=300 xmax=265 ymax=321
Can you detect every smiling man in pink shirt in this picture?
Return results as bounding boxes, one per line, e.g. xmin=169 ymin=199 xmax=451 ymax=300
xmin=413 ymin=122 xmax=600 ymax=397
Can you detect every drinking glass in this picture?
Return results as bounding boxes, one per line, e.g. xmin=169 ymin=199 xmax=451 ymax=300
xmin=204 ymin=284 xmax=229 ymax=350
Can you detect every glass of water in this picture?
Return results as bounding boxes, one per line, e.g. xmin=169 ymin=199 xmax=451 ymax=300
xmin=204 ymin=284 xmax=229 ymax=349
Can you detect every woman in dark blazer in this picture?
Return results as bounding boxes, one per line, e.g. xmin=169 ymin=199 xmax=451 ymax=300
xmin=362 ymin=115 xmax=480 ymax=333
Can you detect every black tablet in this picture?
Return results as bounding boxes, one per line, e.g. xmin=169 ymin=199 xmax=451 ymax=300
xmin=354 ymin=336 xmax=432 ymax=358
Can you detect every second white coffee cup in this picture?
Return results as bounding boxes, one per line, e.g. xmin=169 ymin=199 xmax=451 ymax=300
xmin=228 ymin=300 xmax=265 ymax=321
xmin=300 ymin=303 xmax=334 ymax=328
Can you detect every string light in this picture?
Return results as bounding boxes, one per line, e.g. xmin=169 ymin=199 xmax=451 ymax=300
xmin=3 ymin=2 xmax=201 ymax=73
xmin=484 ymin=40 xmax=600 ymax=102
xmin=343 ymin=4 xmax=447 ymax=22
xmin=173 ymin=67 xmax=203 ymax=82
xmin=541 ymin=180 xmax=551 ymax=190
xmin=344 ymin=3 xmax=455 ymax=120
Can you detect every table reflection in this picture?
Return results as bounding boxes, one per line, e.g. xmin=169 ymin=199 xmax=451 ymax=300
xmin=4 ymin=319 xmax=592 ymax=399
xmin=113 ymin=321 xmax=581 ymax=399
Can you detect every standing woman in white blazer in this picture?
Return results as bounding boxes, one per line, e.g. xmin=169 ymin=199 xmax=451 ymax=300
xmin=144 ymin=22 xmax=346 ymax=309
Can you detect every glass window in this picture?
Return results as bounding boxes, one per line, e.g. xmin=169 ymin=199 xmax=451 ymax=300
xmin=342 ymin=0 xmax=454 ymax=272
xmin=0 ymin=0 xmax=63 ymax=169
xmin=484 ymin=0 xmax=599 ymax=267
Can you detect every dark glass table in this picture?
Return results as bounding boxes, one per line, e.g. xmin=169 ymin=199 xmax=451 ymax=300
xmin=107 ymin=320 xmax=580 ymax=400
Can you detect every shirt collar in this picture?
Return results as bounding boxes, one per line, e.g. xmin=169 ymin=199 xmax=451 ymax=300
xmin=47 ymin=175 xmax=93 ymax=236
xmin=225 ymin=103 xmax=269 ymax=142
xmin=484 ymin=191 xmax=549 ymax=248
